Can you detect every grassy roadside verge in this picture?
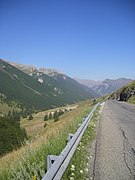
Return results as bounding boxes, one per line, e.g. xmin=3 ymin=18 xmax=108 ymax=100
xmin=62 ymin=106 xmax=100 ymax=180
xmin=0 ymin=100 xmax=95 ymax=180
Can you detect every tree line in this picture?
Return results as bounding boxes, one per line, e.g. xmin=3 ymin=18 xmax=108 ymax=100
xmin=44 ymin=109 xmax=64 ymax=122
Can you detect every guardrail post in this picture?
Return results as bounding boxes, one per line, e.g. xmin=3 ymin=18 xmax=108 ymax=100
xmin=47 ymin=155 xmax=58 ymax=170
xmin=66 ymin=133 xmax=74 ymax=144
xmin=82 ymin=118 xmax=85 ymax=123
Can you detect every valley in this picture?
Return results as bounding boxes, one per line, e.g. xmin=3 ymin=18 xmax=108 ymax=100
xmin=0 ymin=99 xmax=97 ymax=179
xmin=0 ymin=58 xmax=134 ymax=180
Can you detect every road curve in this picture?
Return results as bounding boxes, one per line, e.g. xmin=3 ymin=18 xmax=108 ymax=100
xmin=94 ymin=100 xmax=135 ymax=180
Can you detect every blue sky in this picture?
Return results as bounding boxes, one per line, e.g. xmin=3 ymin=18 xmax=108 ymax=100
xmin=0 ymin=0 xmax=135 ymax=80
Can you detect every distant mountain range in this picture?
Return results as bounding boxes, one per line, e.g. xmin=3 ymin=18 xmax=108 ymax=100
xmin=0 ymin=59 xmax=97 ymax=111
xmin=1 ymin=58 xmax=133 ymax=113
xmin=74 ymin=77 xmax=133 ymax=96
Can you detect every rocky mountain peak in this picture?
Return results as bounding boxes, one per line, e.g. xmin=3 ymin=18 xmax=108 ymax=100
xmin=8 ymin=61 xmax=63 ymax=77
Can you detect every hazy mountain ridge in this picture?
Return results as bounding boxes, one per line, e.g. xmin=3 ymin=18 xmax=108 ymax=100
xmin=75 ymin=77 xmax=133 ymax=96
xmin=74 ymin=78 xmax=101 ymax=89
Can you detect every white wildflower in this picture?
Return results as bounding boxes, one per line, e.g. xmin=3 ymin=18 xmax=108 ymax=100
xmin=71 ymin=164 xmax=75 ymax=171
xmin=80 ymin=170 xmax=83 ymax=174
xmin=71 ymin=165 xmax=75 ymax=169
xmin=70 ymin=177 xmax=74 ymax=180
xmin=71 ymin=173 xmax=75 ymax=176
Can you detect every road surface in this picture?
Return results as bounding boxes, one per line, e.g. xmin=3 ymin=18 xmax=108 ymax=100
xmin=94 ymin=100 xmax=135 ymax=180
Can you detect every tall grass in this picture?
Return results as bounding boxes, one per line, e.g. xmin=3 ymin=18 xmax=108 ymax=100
xmin=0 ymin=100 xmax=93 ymax=180
xmin=62 ymin=107 xmax=100 ymax=180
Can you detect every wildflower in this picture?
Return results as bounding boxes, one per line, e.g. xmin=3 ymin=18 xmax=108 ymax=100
xmin=80 ymin=170 xmax=83 ymax=174
xmin=71 ymin=173 xmax=75 ymax=176
xmin=71 ymin=165 xmax=75 ymax=169
xmin=70 ymin=177 xmax=74 ymax=180
xmin=82 ymin=146 xmax=84 ymax=148
xmin=71 ymin=164 xmax=75 ymax=171
xmin=85 ymin=168 xmax=89 ymax=172
xmin=90 ymin=155 xmax=93 ymax=158
xmin=33 ymin=175 xmax=36 ymax=180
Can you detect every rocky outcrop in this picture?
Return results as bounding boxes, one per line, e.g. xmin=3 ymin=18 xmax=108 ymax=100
xmin=109 ymin=81 xmax=135 ymax=102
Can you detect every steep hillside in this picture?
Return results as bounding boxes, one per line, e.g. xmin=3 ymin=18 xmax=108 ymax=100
xmin=75 ymin=77 xmax=133 ymax=96
xmin=0 ymin=59 xmax=96 ymax=111
xmin=109 ymin=80 xmax=135 ymax=104
xmin=31 ymin=71 xmax=98 ymax=100
xmin=0 ymin=59 xmax=55 ymax=110
xmin=9 ymin=61 xmax=98 ymax=98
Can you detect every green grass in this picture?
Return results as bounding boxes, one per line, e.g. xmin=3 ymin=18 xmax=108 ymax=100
xmin=62 ymin=107 xmax=100 ymax=180
xmin=0 ymin=100 xmax=94 ymax=180
xmin=128 ymin=95 xmax=135 ymax=104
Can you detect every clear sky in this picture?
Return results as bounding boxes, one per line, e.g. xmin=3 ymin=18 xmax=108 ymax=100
xmin=0 ymin=0 xmax=135 ymax=80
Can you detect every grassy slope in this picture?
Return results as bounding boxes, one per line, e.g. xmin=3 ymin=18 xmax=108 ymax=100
xmin=20 ymin=104 xmax=77 ymax=138
xmin=116 ymin=80 xmax=135 ymax=104
xmin=0 ymin=100 xmax=95 ymax=179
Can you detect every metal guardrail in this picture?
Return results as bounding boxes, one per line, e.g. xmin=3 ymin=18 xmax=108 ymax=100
xmin=42 ymin=103 xmax=100 ymax=180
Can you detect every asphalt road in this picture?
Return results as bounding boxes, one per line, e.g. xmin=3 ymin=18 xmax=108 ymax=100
xmin=94 ymin=100 xmax=135 ymax=180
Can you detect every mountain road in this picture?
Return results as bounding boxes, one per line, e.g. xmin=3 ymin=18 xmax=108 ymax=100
xmin=94 ymin=100 xmax=135 ymax=180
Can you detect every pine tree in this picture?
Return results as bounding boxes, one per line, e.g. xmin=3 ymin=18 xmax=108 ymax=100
xmin=28 ymin=114 xmax=33 ymax=120
xmin=44 ymin=114 xmax=48 ymax=121
xmin=49 ymin=112 xmax=52 ymax=119
xmin=54 ymin=111 xmax=59 ymax=122
xmin=58 ymin=109 xmax=64 ymax=116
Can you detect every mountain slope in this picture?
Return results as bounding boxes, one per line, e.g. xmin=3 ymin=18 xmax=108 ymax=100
xmin=8 ymin=61 xmax=98 ymax=98
xmin=0 ymin=59 xmax=96 ymax=111
xmin=75 ymin=78 xmax=133 ymax=96
xmin=0 ymin=59 xmax=55 ymax=110
xmin=109 ymin=80 xmax=135 ymax=103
